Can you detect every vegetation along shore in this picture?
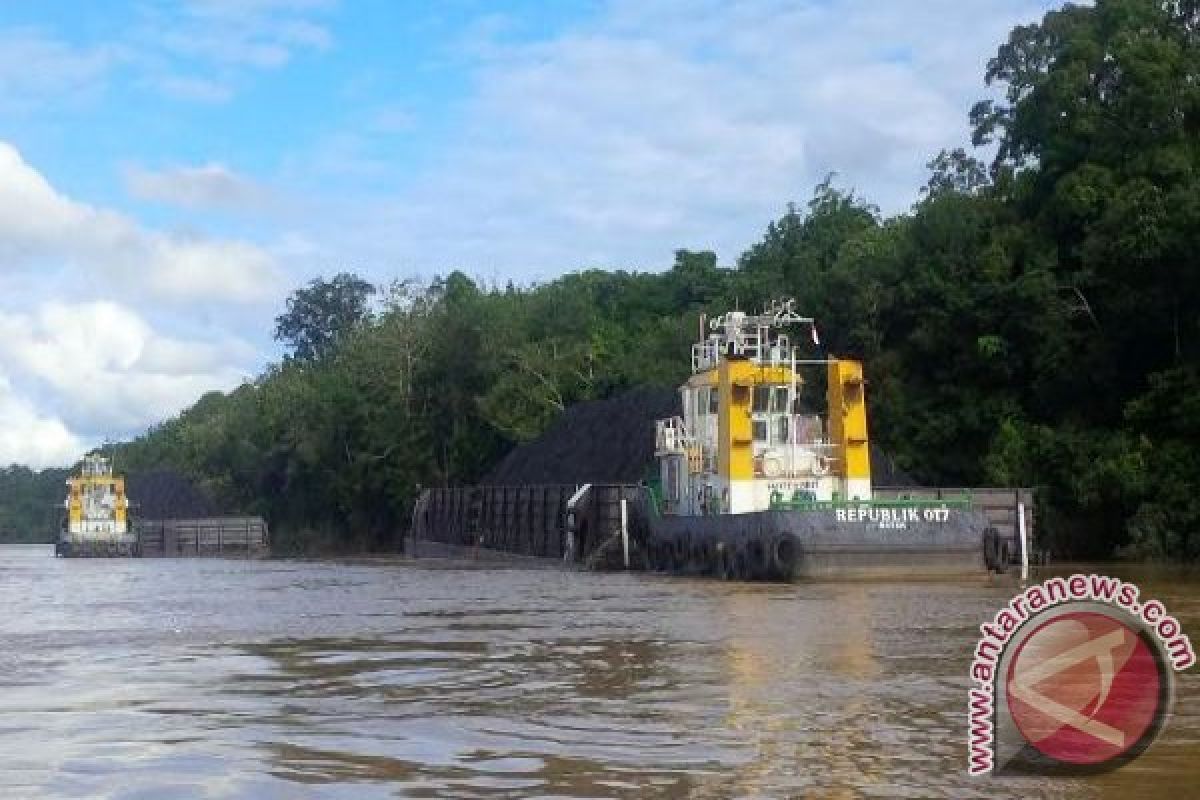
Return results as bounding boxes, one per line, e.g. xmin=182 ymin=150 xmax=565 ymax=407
xmin=3 ymin=0 xmax=1198 ymax=561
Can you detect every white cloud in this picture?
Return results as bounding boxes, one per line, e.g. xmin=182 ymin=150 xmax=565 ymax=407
xmin=154 ymin=0 xmax=335 ymax=69
xmin=0 ymin=374 xmax=85 ymax=469
xmin=0 ymin=2 xmax=336 ymax=111
xmin=0 ymin=28 xmax=121 ymax=112
xmin=309 ymin=0 xmax=1054 ymax=276
xmin=152 ymin=74 xmax=235 ymax=103
xmin=0 ymin=141 xmax=280 ymax=303
xmin=124 ymin=162 xmax=271 ymax=211
xmin=0 ymin=301 xmax=254 ymax=442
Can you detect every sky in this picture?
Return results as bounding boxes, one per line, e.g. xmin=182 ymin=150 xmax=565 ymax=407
xmin=0 ymin=0 xmax=1060 ymax=468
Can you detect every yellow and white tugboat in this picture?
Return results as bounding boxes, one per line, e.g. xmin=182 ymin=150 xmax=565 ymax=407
xmin=649 ymin=299 xmax=992 ymax=579
xmin=54 ymin=453 xmax=136 ymax=557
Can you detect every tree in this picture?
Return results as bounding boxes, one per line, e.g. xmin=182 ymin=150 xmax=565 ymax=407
xmin=59 ymin=2 xmax=1200 ymax=561
xmin=970 ymin=0 xmax=1200 ymax=382
xmin=274 ymin=272 xmax=377 ymax=361
xmin=921 ymin=148 xmax=991 ymax=200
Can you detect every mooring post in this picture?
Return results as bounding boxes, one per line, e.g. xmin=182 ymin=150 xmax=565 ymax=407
xmin=565 ymin=483 xmax=591 ymax=563
xmin=620 ymin=497 xmax=630 ymax=569
xmin=1018 ymin=500 xmax=1029 ymax=582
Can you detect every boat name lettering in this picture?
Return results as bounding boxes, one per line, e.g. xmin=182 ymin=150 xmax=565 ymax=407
xmin=766 ymin=481 xmax=818 ymax=491
xmin=835 ymin=506 xmax=950 ymax=526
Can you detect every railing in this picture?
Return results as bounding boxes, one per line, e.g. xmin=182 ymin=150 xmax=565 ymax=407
xmin=412 ymin=483 xmax=652 ymax=570
xmin=134 ymin=517 xmax=269 ymax=557
xmin=655 ymin=417 xmax=695 ymax=454
xmin=875 ymin=486 xmax=1036 ymax=553
xmin=768 ymin=493 xmax=974 ymax=511
xmin=692 ymin=342 xmax=832 ymax=373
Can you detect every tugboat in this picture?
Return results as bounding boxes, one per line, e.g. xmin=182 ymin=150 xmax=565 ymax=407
xmin=648 ymin=299 xmax=992 ymax=579
xmin=54 ymin=453 xmax=136 ymax=557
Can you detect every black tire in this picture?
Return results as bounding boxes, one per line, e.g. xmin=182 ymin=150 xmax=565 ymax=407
xmin=733 ymin=549 xmax=750 ymax=581
xmin=982 ymin=527 xmax=999 ymax=571
xmin=771 ymin=535 xmax=798 ymax=579
xmin=673 ymin=534 xmax=690 ymax=571
xmin=745 ymin=537 xmax=769 ymax=580
xmin=717 ymin=544 xmax=736 ymax=581
xmin=646 ymin=541 xmax=662 ymax=571
xmin=996 ymin=539 xmax=1011 ymax=573
xmin=659 ymin=539 xmax=676 ymax=572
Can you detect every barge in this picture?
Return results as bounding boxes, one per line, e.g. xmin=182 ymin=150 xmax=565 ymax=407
xmin=411 ymin=300 xmax=1031 ymax=581
xmin=54 ymin=454 xmax=269 ymax=558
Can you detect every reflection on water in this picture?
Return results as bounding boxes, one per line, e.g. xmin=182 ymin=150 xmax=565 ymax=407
xmin=0 ymin=544 xmax=1196 ymax=798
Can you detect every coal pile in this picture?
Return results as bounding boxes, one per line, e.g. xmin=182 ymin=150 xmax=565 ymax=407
xmin=870 ymin=446 xmax=915 ymax=487
xmin=483 ymin=384 xmax=915 ymax=489
xmin=125 ymin=470 xmax=218 ymax=519
xmin=484 ymin=386 xmax=679 ymax=486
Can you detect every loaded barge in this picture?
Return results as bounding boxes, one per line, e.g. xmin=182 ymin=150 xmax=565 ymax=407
xmin=54 ymin=454 xmax=269 ymax=558
xmin=410 ymin=300 xmax=1034 ymax=581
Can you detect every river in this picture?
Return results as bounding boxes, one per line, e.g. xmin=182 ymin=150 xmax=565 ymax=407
xmin=1 ymin=543 xmax=1196 ymax=798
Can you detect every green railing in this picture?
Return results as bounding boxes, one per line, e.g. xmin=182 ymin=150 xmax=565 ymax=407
xmin=768 ymin=489 xmax=973 ymax=512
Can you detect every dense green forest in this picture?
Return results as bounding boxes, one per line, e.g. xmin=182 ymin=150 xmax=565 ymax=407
xmin=4 ymin=1 xmax=1198 ymax=559
xmin=0 ymin=466 xmax=69 ymax=542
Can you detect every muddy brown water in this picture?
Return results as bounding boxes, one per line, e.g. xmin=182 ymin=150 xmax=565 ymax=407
xmin=1 ymin=543 xmax=1196 ymax=798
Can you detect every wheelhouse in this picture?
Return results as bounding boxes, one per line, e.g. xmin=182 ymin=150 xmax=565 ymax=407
xmin=655 ymin=299 xmax=871 ymax=515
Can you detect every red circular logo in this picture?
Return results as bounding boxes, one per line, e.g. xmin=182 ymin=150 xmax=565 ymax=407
xmin=1005 ymin=611 xmax=1164 ymax=765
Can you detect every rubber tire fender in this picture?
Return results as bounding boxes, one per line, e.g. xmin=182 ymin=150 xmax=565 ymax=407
xmin=771 ymin=534 xmax=799 ymax=579
xmin=717 ymin=542 xmax=736 ymax=581
xmin=732 ymin=547 xmax=750 ymax=582
xmin=996 ymin=538 xmax=1011 ymax=573
xmin=745 ymin=536 xmax=770 ymax=581
xmin=982 ymin=527 xmax=999 ymax=571
xmin=674 ymin=533 xmax=691 ymax=571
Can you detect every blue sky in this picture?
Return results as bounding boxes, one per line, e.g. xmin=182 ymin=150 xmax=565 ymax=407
xmin=0 ymin=0 xmax=1059 ymax=467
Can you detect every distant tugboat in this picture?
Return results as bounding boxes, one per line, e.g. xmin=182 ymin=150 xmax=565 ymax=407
xmin=55 ymin=453 xmax=136 ymax=557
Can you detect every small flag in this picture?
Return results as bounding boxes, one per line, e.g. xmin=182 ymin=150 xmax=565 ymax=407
xmin=811 ymin=325 xmax=821 ymax=347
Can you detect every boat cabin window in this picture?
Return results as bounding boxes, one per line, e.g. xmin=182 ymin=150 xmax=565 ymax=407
xmin=753 ymin=385 xmax=792 ymax=413
xmin=752 ymin=386 xmax=771 ymax=413
xmin=708 ymin=388 xmax=719 ymax=414
xmin=774 ymin=415 xmax=789 ymax=445
xmin=771 ymin=387 xmax=789 ymax=413
xmin=753 ymin=419 xmax=768 ymax=442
